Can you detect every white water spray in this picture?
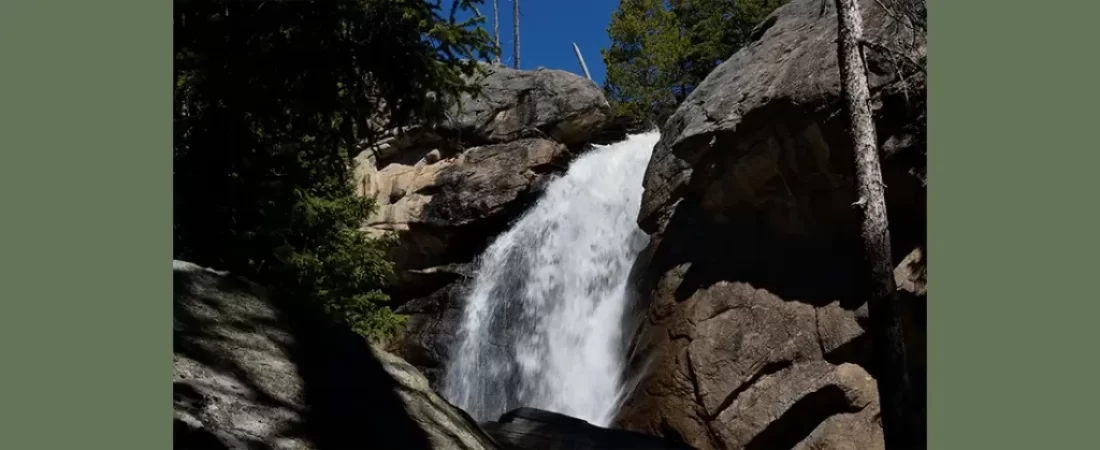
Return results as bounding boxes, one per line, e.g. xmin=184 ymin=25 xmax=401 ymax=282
xmin=441 ymin=132 xmax=660 ymax=426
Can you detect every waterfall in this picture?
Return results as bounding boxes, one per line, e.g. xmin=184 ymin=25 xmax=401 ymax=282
xmin=441 ymin=132 xmax=659 ymax=427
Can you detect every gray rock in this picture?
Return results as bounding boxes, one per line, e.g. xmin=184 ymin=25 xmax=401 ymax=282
xmin=638 ymin=0 xmax=926 ymax=229
xmin=443 ymin=66 xmax=613 ymax=148
xmin=615 ymin=0 xmax=927 ymax=449
xmin=358 ymin=66 xmax=615 ymax=169
xmin=172 ymin=260 xmax=499 ymax=450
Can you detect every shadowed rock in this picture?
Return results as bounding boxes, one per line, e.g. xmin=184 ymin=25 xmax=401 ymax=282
xmin=482 ymin=407 xmax=698 ymax=450
xmin=615 ymin=0 xmax=926 ymax=449
xmin=359 ymin=66 xmax=614 ymax=167
xmin=172 ymin=260 xmax=499 ymax=450
xmin=357 ymin=138 xmax=568 ymax=317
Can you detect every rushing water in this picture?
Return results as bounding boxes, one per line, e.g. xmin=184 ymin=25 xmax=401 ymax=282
xmin=441 ymin=132 xmax=660 ymax=426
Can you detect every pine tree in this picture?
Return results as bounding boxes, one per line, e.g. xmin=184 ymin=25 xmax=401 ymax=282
xmin=602 ymin=0 xmax=788 ymax=125
xmin=173 ymin=0 xmax=494 ymax=341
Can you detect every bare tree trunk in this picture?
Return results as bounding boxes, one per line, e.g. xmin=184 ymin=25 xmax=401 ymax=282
xmin=493 ymin=0 xmax=501 ymax=64
xmin=572 ymin=42 xmax=592 ymax=80
xmin=832 ymin=0 xmax=919 ymax=448
xmin=512 ymin=0 xmax=520 ymax=69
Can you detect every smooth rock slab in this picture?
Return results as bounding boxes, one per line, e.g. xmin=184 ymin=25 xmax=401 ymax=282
xmin=172 ymin=260 xmax=498 ymax=450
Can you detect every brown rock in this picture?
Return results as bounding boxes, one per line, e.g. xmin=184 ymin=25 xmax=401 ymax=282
xmin=615 ymin=0 xmax=926 ymax=448
xmin=685 ymin=282 xmax=821 ymax=418
xmin=356 ymin=138 xmax=570 ymax=370
xmin=356 ymin=138 xmax=566 ymax=292
xmin=791 ymin=409 xmax=884 ymax=450
xmin=616 ymin=281 xmax=885 ymax=450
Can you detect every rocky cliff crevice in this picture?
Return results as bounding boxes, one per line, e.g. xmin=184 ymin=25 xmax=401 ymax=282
xmin=615 ymin=0 xmax=926 ymax=449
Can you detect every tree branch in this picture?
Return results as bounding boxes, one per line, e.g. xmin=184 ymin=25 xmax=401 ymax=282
xmin=858 ymin=38 xmax=926 ymax=74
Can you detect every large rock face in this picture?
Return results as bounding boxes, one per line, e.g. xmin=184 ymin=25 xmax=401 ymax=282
xmin=354 ymin=66 xmax=622 ymax=375
xmin=173 ymin=260 xmax=499 ymax=450
xmin=358 ymin=138 xmax=568 ymax=281
xmin=614 ymin=0 xmax=926 ymax=449
xmin=360 ymin=66 xmax=615 ymax=168
xmin=443 ymin=66 xmax=615 ymax=148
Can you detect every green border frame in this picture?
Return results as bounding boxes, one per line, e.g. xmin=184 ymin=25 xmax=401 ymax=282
xmin=1 ymin=1 xmax=171 ymax=447
xmin=928 ymin=0 xmax=1100 ymax=448
xmin=2 ymin=0 xmax=1097 ymax=448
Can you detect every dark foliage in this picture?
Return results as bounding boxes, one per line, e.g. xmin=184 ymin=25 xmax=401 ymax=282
xmin=174 ymin=0 xmax=495 ymax=339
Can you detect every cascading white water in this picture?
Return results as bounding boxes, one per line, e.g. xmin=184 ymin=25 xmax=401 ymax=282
xmin=441 ymin=131 xmax=660 ymax=427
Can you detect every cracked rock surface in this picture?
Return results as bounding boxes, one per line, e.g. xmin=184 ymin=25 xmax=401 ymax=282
xmin=352 ymin=67 xmax=624 ymax=376
xmin=355 ymin=67 xmax=617 ymax=290
xmin=615 ymin=0 xmax=926 ymax=449
xmin=173 ymin=261 xmax=499 ymax=450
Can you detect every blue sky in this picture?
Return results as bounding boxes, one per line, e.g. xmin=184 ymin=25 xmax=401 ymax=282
xmin=454 ymin=0 xmax=619 ymax=86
